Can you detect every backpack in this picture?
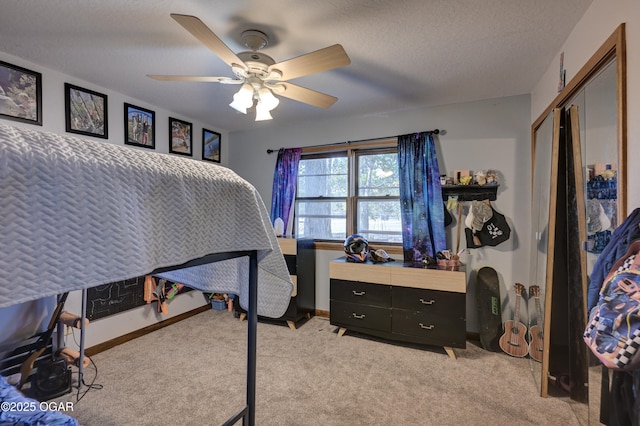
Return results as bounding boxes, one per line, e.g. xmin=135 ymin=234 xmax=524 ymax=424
xmin=584 ymin=239 xmax=640 ymax=369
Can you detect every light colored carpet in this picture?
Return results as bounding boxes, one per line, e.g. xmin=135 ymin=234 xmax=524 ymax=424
xmin=53 ymin=310 xmax=588 ymax=425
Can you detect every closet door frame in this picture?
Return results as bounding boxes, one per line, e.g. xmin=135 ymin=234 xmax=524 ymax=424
xmin=531 ymin=24 xmax=627 ymax=399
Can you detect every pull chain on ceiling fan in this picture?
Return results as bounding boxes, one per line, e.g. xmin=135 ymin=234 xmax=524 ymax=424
xmin=147 ymin=14 xmax=351 ymax=121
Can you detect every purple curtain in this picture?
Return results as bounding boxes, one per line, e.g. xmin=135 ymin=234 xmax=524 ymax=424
xmin=397 ymin=132 xmax=446 ymax=262
xmin=270 ymin=148 xmax=301 ymax=234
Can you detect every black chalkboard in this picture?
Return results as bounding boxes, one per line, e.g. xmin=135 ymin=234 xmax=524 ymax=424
xmin=86 ymin=276 xmax=191 ymax=321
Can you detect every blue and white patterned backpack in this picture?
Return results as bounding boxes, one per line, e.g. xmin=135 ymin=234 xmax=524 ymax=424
xmin=584 ymin=239 xmax=640 ymax=369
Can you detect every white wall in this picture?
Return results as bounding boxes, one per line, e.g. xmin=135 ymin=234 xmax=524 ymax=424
xmin=531 ymin=0 xmax=639 ymax=213
xmin=229 ymin=94 xmax=532 ymax=332
xmin=0 ymin=51 xmax=227 ymax=350
xmin=0 ymin=51 xmax=228 ymax=159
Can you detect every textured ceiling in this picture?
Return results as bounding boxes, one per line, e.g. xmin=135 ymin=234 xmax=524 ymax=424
xmin=0 ymin=0 xmax=593 ymax=133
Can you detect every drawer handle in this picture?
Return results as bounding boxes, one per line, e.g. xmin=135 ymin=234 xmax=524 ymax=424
xmin=419 ymin=298 xmax=435 ymax=305
xmin=419 ymin=323 xmax=434 ymax=330
xmin=352 ymin=313 xmax=366 ymax=319
xmin=352 ymin=291 xmax=366 ymax=296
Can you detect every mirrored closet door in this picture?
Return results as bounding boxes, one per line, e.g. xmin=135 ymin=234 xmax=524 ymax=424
xmin=529 ymin=23 xmax=627 ymax=424
xmin=529 ymin=109 xmax=558 ymax=395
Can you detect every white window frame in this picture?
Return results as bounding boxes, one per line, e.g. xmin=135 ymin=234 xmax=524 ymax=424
xmin=294 ymin=139 xmax=400 ymax=244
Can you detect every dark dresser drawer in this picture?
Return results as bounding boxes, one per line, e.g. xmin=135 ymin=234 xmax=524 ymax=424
xmin=330 ymin=279 xmax=391 ymax=308
xmin=392 ymin=287 xmax=464 ymax=315
xmin=392 ymin=310 xmax=466 ymax=347
xmin=330 ymin=300 xmax=392 ymax=332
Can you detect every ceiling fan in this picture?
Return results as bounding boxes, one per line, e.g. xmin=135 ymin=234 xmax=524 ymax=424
xmin=148 ymin=14 xmax=351 ymax=121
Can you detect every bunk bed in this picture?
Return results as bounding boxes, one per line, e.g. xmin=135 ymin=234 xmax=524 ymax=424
xmin=0 ymin=122 xmax=293 ymax=425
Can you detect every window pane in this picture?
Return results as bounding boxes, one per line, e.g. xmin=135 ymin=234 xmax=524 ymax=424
xmin=358 ymin=152 xmax=399 ymax=196
xmin=357 ymin=199 xmax=402 ymax=243
xmin=298 ymin=157 xmax=348 ymax=197
xmin=295 ymin=199 xmax=346 ymax=239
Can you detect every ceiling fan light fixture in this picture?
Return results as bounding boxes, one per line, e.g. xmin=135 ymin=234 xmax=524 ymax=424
xmin=257 ymin=87 xmax=279 ymax=111
xmin=255 ymin=100 xmax=273 ymax=121
xmin=154 ymin=15 xmax=351 ymax=122
xmin=229 ymin=83 xmax=254 ymax=114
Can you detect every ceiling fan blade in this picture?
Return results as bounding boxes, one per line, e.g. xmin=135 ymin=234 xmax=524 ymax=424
xmin=170 ymin=13 xmax=248 ymax=71
xmin=147 ymin=75 xmax=243 ymax=83
xmin=268 ymin=44 xmax=350 ymax=81
xmin=275 ymin=82 xmax=338 ymax=109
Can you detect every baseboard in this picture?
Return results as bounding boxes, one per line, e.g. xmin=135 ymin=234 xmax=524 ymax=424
xmin=85 ymin=304 xmax=211 ymax=356
xmin=315 ymin=309 xmax=329 ymax=318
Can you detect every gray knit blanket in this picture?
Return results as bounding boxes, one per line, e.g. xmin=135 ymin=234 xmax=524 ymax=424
xmin=0 ymin=123 xmax=292 ymax=318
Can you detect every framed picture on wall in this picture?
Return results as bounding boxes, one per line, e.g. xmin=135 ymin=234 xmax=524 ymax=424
xmin=124 ymin=103 xmax=155 ymax=149
xmin=202 ymin=128 xmax=221 ymax=163
xmin=169 ymin=117 xmax=192 ymax=156
xmin=64 ymin=83 xmax=108 ymax=139
xmin=0 ymin=60 xmax=42 ymax=126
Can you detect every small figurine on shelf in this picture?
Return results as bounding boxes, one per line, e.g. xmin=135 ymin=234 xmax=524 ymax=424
xmin=486 ymin=169 xmax=498 ymax=185
xmin=601 ymin=169 xmax=616 ymax=181
xmin=454 ymin=169 xmax=471 ymax=184
xmin=459 ymin=175 xmax=473 ymax=185
xmin=475 ymin=170 xmax=487 ymax=185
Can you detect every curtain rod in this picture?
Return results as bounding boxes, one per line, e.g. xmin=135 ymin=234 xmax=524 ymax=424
xmin=265 ymin=129 xmax=440 ymax=154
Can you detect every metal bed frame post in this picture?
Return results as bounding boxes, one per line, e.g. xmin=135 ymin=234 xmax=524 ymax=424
xmin=77 ymin=288 xmax=87 ymax=389
xmin=246 ymin=249 xmax=258 ymax=425
xmin=222 ymin=249 xmax=258 ymax=426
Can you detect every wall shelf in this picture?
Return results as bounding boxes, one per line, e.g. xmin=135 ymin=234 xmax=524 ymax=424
xmin=442 ymin=184 xmax=499 ymax=201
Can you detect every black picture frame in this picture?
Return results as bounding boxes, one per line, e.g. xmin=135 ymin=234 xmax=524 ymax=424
xmin=64 ymin=83 xmax=108 ymax=139
xmin=169 ymin=117 xmax=192 ymax=156
xmin=202 ymin=128 xmax=221 ymax=163
xmin=0 ymin=60 xmax=42 ymax=126
xmin=124 ymin=103 xmax=155 ymax=149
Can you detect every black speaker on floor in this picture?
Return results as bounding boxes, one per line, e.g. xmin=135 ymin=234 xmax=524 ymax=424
xmin=30 ymin=357 xmax=72 ymax=400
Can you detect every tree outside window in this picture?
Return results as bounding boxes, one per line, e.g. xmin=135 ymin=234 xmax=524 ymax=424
xmin=295 ymin=147 xmax=401 ymax=243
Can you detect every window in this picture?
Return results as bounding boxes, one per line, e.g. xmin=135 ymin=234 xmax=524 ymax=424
xmin=295 ymin=143 xmax=401 ymax=243
xmin=296 ymin=153 xmax=348 ymax=239
xmin=355 ymin=149 xmax=401 ymax=242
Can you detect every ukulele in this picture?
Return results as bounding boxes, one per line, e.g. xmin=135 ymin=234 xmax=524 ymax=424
xmin=499 ymin=283 xmax=529 ymax=357
xmin=528 ymin=285 xmax=544 ymax=362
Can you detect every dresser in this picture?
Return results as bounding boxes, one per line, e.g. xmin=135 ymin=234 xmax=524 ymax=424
xmin=236 ymin=237 xmax=315 ymax=329
xmin=329 ymin=258 xmax=466 ymax=358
